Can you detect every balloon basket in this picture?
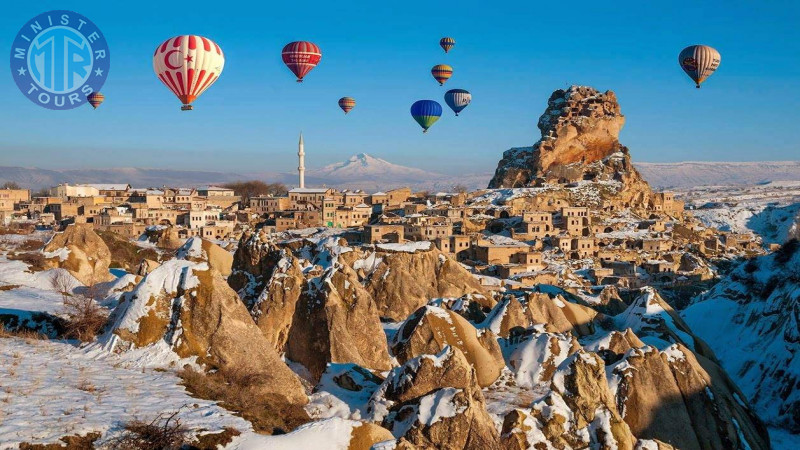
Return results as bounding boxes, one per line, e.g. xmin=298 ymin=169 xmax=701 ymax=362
xmin=297 ymin=79 xmax=303 ymax=83
xmin=181 ymin=105 xmax=193 ymax=111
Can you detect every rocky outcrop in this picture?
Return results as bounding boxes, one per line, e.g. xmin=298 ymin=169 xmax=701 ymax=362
xmin=609 ymin=345 xmax=769 ymax=450
xmin=249 ymin=255 xmax=305 ymax=352
xmin=523 ymin=351 xmax=637 ymax=450
xmin=101 ymin=258 xmax=307 ymax=406
xmin=176 ymin=237 xmax=233 ymax=277
xmin=286 ymin=263 xmax=393 ymax=381
xmin=372 ymin=347 xmax=501 ymax=449
xmin=488 ymin=86 xmax=652 ymax=208
xmin=683 ymin=243 xmax=800 ymax=432
xmin=43 ymin=224 xmax=115 ymax=285
xmin=365 ymin=244 xmax=492 ymax=321
xmin=391 ymin=306 xmax=504 ymax=387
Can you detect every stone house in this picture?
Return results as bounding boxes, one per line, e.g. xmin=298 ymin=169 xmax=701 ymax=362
xmin=251 ymin=196 xmax=291 ymax=215
xmin=363 ymin=224 xmax=404 ymax=243
xmin=474 ymin=242 xmax=531 ymax=265
xmin=642 ymin=238 xmax=671 ymax=253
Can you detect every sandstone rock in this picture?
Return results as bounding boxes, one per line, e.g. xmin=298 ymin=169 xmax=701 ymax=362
xmin=488 ymin=86 xmax=653 ymax=209
xmin=506 ymin=330 xmax=579 ymax=388
xmin=286 ymin=263 xmax=393 ymax=381
xmin=249 ymin=254 xmax=305 ymax=352
xmin=609 ymin=345 xmax=769 ymax=450
xmin=532 ymin=351 xmax=636 ymax=450
xmin=43 ymin=224 xmax=115 ymax=285
xmin=526 ymin=292 xmax=599 ymax=337
xmin=374 ymin=346 xmax=500 ymax=449
xmin=480 ymin=295 xmax=530 ymax=338
xmin=391 ymin=306 xmax=504 ymax=387
xmin=136 ymin=258 xmax=160 ymax=276
xmin=365 ymin=245 xmax=491 ymax=321
xmin=348 ymin=422 xmax=395 ymax=450
xmin=228 ymin=230 xmax=284 ymax=296
xmin=176 ymin=237 xmax=233 ymax=277
xmin=102 ymin=258 xmax=307 ymax=406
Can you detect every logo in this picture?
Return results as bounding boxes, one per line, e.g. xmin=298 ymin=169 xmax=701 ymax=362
xmin=682 ymin=57 xmax=697 ymax=72
xmin=10 ymin=10 xmax=110 ymax=110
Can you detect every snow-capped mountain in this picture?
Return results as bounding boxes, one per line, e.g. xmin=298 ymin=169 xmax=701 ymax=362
xmin=306 ymin=153 xmax=442 ymax=183
xmin=636 ymin=161 xmax=800 ymax=189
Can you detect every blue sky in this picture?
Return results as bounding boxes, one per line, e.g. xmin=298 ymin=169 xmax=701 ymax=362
xmin=1 ymin=0 xmax=798 ymax=175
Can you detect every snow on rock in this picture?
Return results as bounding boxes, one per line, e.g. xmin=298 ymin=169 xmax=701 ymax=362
xmin=376 ymin=241 xmax=432 ymax=253
xmin=683 ymin=244 xmax=800 ymax=432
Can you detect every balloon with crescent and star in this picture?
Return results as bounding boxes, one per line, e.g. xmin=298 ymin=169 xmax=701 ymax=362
xmin=282 ymin=41 xmax=322 ymax=82
xmin=153 ymin=35 xmax=225 ymax=110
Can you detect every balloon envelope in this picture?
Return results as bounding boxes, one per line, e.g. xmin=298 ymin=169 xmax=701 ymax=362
xmin=679 ymin=45 xmax=720 ymax=88
xmin=444 ymin=89 xmax=471 ymax=116
xmin=440 ymin=37 xmax=455 ymax=53
xmin=410 ymin=100 xmax=442 ymax=133
xmin=338 ymin=97 xmax=356 ymax=114
xmin=153 ymin=35 xmax=225 ymax=110
xmin=282 ymin=41 xmax=322 ymax=82
xmin=431 ymin=64 xmax=453 ymax=86
xmin=87 ymin=92 xmax=104 ymax=109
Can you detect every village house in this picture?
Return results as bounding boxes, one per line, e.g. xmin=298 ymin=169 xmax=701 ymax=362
xmin=473 ymin=241 xmax=532 ymax=265
xmin=363 ymin=224 xmax=404 ymax=243
xmin=642 ymin=238 xmax=672 ymax=253
xmin=250 ymin=195 xmax=291 ymax=215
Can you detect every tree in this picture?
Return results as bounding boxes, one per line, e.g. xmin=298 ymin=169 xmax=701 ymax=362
xmin=221 ymin=181 xmax=288 ymax=203
xmin=453 ymin=184 xmax=468 ymax=194
xmin=1 ymin=181 xmax=21 ymax=189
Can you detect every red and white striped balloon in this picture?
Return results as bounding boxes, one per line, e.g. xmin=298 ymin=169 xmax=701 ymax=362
xmin=153 ymin=35 xmax=225 ymax=110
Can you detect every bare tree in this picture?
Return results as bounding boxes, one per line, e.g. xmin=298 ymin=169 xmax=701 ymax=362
xmin=50 ymin=272 xmax=108 ymax=342
xmin=453 ymin=184 xmax=468 ymax=194
xmin=112 ymin=410 xmax=191 ymax=450
xmin=1 ymin=181 xmax=21 ymax=189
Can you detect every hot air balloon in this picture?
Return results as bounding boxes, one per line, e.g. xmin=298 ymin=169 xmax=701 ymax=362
xmin=678 ymin=45 xmax=721 ymax=88
xmin=444 ymin=89 xmax=471 ymax=116
xmin=440 ymin=37 xmax=455 ymax=53
xmin=338 ymin=97 xmax=356 ymax=114
xmin=410 ymin=100 xmax=442 ymax=133
xmin=282 ymin=41 xmax=322 ymax=82
xmin=87 ymin=92 xmax=104 ymax=109
xmin=431 ymin=64 xmax=453 ymax=86
xmin=153 ymin=35 xmax=225 ymax=111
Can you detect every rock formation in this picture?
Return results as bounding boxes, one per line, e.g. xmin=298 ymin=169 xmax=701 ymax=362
xmin=101 ymin=257 xmax=307 ymax=407
xmin=488 ymin=86 xmax=653 ymax=208
xmin=391 ymin=306 xmax=504 ymax=387
xmin=683 ymin=242 xmax=800 ymax=432
xmin=43 ymin=224 xmax=115 ymax=285
xmin=176 ymin=237 xmax=233 ymax=277
xmin=364 ymin=244 xmax=492 ymax=321
xmin=285 ymin=262 xmax=393 ymax=381
xmin=370 ymin=347 xmax=501 ymax=449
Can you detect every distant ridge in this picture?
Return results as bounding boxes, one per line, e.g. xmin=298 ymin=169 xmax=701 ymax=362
xmin=3 ymin=159 xmax=799 ymax=192
xmin=635 ymin=161 xmax=800 ymax=189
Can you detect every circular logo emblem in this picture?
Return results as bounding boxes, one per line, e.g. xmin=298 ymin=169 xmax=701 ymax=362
xmin=682 ymin=57 xmax=697 ymax=71
xmin=9 ymin=10 xmax=110 ymax=110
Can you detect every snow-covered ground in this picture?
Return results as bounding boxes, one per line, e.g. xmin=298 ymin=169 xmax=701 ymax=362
xmin=677 ymin=181 xmax=800 ymax=245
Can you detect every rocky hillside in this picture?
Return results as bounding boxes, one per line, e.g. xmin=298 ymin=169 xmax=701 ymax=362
xmin=488 ymin=86 xmax=653 ymax=208
xmin=683 ymin=240 xmax=800 ymax=432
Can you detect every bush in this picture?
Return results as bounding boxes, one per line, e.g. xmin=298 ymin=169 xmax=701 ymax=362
xmin=111 ymin=411 xmax=190 ymax=450
xmin=178 ymin=367 xmax=309 ymax=435
xmin=50 ymin=272 xmax=108 ymax=342
xmin=7 ymin=252 xmax=47 ymax=272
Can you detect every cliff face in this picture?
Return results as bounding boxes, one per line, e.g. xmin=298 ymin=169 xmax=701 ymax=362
xmin=488 ymin=86 xmax=652 ymax=207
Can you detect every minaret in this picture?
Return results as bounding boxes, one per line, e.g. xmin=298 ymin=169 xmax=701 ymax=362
xmin=298 ymin=132 xmax=305 ymax=189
